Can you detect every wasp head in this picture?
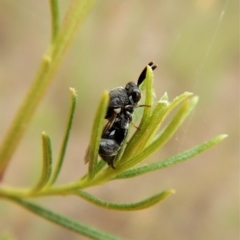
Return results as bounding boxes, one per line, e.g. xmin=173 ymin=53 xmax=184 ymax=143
xmin=125 ymin=82 xmax=141 ymax=104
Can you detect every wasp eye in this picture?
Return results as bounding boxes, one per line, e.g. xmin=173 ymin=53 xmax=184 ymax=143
xmin=132 ymin=90 xmax=141 ymax=103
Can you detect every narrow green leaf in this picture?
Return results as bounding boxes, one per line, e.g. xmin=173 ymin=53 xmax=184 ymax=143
xmin=114 ymin=134 xmax=128 ymax=165
xmin=153 ymin=96 xmax=198 ymax=142
xmin=32 ymin=132 xmax=52 ymax=191
xmin=140 ymin=65 xmax=155 ymax=121
xmin=49 ymin=88 xmax=77 ymax=186
xmin=122 ymin=100 xmax=168 ymax=161
xmin=75 ymin=189 xmax=175 ymax=211
xmin=122 ymin=92 xmax=193 ymax=161
xmin=10 ymin=197 xmax=123 ymax=240
xmin=84 ymin=91 xmax=109 ymax=178
xmin=115 ymin=134 xmax=228 ymax=179
xmin=49 ymin=0 xmax=60 ymax=42
xmin=117 ymin=97 xmax=198 ymax=169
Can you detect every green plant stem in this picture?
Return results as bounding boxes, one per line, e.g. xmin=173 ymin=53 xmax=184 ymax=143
xmin=49 ymin=0 xmax=60 ymax=42
xmin=0 ymin=132 xmax=227 ymax=199
xmin=0 ymin=0 xmax=97 ymax=177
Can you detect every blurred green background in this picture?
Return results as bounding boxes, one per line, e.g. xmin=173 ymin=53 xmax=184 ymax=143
xmin=0 ymin=0 xmax=239 ymax=239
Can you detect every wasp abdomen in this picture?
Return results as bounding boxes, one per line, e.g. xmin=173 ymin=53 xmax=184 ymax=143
xmin=99 ymin=138 xmax=120 ymax=169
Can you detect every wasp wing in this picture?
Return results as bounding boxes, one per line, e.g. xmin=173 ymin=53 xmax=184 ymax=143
xmin=102 ymin=112 xmax=117 ymax=136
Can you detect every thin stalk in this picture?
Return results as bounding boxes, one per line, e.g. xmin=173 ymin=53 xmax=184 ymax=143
xmin=49 ymin=0 xmax=60 ymax=42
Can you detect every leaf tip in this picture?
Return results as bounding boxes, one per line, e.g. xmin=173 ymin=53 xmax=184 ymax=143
xmin=190 ymin=95 xmax=199 ymax=106
xmin=157 ymin=189 xmax=176 ymax=202
xmin=69 ymin=88 xmax=78 ymax=102
xmin=168 ymin=189 xmax=176 ymax=195
xmin=102 ymin=90 xmax=109 ymax=98
xmin=101 ymin=91 xmax=110 ymax=108
xmin=158 ymin=95 xmax=170 ymax=106
xmin=162 ymin=92 xmax=169 ymax=100
xmin=69 ymin=87 xmax=77 ymax=95
xmin=218 ymin=134 xmax=228 ymax=141
xmin=146 ymin=64 xmax=155 ymax=73
xmin=184 ymin=91 xmax=193 ymax=96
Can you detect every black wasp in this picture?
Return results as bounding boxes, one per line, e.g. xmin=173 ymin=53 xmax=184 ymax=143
xmin=99 ymin=62 xmax=157 ymax=169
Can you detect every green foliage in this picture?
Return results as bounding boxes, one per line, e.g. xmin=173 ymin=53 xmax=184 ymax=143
xmin=8 ymin=197 xmax=123 ymax=240
xmin=0 ymin=0 xmax=227 ymax=239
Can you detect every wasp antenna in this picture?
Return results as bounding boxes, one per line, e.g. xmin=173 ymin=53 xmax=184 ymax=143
xmin=137 ymin=62 xmax=157 ymax=86
xmin=138 ymin=104 xmax=151 ymax=108
xmin=131 ymin=121 xmax=141 ymax=130
xmin=151 ymin=64 xmax=157 ymax=71
xmin=137 ymin=66 xmax=147 ymax=86
xmin=148 ymin=62 xmax=157 ymax=71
